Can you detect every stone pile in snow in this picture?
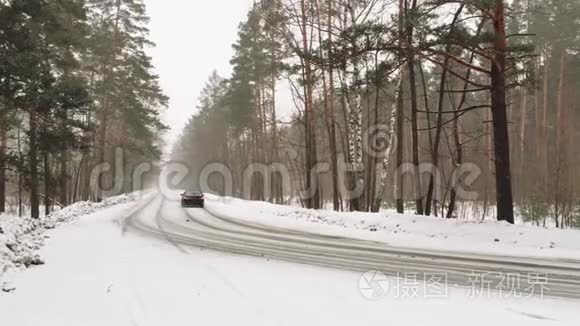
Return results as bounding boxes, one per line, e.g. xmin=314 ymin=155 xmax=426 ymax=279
xmin=0 ymin=194 xmax=138 ymax=292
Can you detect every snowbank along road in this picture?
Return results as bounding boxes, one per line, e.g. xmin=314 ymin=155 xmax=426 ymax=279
xmin=125 ymin=193 xmax=580 ymax=299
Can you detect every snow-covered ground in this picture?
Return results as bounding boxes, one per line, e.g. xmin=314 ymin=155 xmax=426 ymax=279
xmin=0 ymin=194 xmax=579 ymax=326
xmin=205 ymin=195 xmax=580 ymax=260
xmin=0 ymin=193 xmax=141 ymax=292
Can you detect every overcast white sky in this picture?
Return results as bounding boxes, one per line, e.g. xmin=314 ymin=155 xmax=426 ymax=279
xmin=144 ymin=0 xmax=254 ymax=154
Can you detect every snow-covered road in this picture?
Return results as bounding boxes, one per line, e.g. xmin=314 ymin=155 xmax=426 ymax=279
xmin=1 ymin=193 xmax=580 ymax=325
xmin=129 ymin=193 xmax=580 ymax=300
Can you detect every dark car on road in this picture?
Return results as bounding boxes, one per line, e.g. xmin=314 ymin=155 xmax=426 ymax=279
xmin=181 ymin=190 xmax=205 ymax=208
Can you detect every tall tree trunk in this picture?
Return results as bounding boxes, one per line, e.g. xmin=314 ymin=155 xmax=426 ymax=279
xmin=338 ymin=73 xmax=353 ymax=211
xmin=327 ymin=1 xmax=339 ymax=211
xmin=445 ymin=51 xmax=478 ymax=219
xmin=254 ymin=83 xmax=265 ymax=201
xmin=60 ymin=144 xmax=69 ymax=206
xmin=446 ymin=75 xmax=463 ymax=219
xmin=395 ymin=77 xmax=405 ymax=214
xmin=271 ymin=75 xmax=283 ymax=204
xmin=541 ymin=51 xmax=549 ymax=204
xmin=426 ymin=59 xmax=449 ymax=217
xmin=315 ymin=0 xmax=338 ymax=210
xmin=395 ymin=0 xmax=406 ymax=214
xmin=406 ymin=0 xmax=424 ymax=215
xmin=97 ymin=80 xmax=110 ymax=201
xmin=408 ymin=62 xmax=424 ymax=214
xmin=534 ymin=56 xmax=542 ymax=160
xmin=490 ymin=0 xmax=515 ymax=224
xmin=446 ymin=119 xmax=461 ymax=219
xmin=368 ymin=58 xmax=381 ymax=212
xmin=96 ymin=0 xmax=122 ymax=202
xmin=17 ymin=124 xmax=23 ymax=217
xmin=424 ymin=4 xmax=465 ymax=216
xmin=419 ymin=63 xmax=433 ymax=164
xmin=30 ymin=111 xmax=40 ymax=219
xmin=300 ymin=0 xmax=320 ymax=209
xmin=44 ymin=150 xmax=51 ymax=217
xmin=373 ymin=79 xmax=399 ymax=212
xmin=555 ymin=49 xmax=567 ymax=227
xmin=556 ymin=50 xmax=566 ymax=174
xmin=518 ymin=87 xmax=527 ymax=197
xmin=0 ymin=119 xmax=6 ymax=214
xmin=483 ymin=106 xmax=493 ymax=220
xmin=43 ymin=117 xmax=51 ymax=216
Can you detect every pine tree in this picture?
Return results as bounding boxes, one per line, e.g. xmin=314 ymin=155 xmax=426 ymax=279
xmin=85 ymin=0 xmax=167 ymax=200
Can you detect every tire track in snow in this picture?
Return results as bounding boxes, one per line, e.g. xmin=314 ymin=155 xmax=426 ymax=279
xmin=126 ymin=194 xmax=580 ymax=300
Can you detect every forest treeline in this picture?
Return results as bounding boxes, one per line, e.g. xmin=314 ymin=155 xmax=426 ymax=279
xmin=0 ymin=0 xmax=167 ymax=218
xmin=173 ymin=0 xmax=580 ymax=228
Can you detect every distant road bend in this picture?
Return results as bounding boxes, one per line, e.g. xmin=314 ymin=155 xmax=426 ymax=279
xmin=125 ymin=194 xmax=580 ymax=299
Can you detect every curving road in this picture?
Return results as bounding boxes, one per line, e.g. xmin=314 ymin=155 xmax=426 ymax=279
xmin=125 ymin=194 xmax=580 ymax=299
